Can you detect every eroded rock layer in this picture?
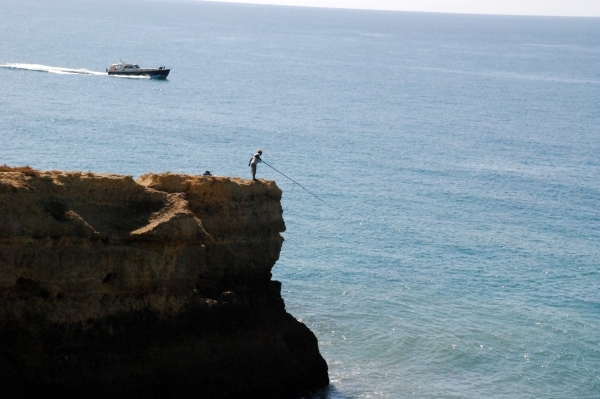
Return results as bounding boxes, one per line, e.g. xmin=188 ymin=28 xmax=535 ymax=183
xmin=0 ymin=170 xmax=328 ymax=398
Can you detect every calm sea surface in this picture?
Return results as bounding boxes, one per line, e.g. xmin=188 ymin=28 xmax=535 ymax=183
xmin=1 ymin=1 xmax=599 ymax=397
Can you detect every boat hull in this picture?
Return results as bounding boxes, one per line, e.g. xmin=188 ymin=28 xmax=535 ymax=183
xmin=108 ymin=68 xmax=170 ymax=79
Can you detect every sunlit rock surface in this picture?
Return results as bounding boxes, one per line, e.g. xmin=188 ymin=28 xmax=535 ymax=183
xmin=0 ymin=170 xmax=328 ymax=398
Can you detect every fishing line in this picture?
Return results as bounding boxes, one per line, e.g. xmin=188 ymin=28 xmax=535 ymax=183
xmin=258 ymin=158 xmax=344 ymax=218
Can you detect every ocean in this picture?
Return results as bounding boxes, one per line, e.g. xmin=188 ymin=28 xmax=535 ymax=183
xmin=1 ymin=0 xmax=599 ymax=397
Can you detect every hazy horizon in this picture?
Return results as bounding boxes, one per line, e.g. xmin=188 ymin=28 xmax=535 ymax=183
xmin=202 ymin=0 xmax=600 ymax=17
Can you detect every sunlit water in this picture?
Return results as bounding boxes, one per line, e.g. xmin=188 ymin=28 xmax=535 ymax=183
xmin=1 ymin=1 xmax=599 ymax=398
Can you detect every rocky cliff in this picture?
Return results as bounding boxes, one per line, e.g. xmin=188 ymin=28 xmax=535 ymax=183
xmin=0 ymin=169 xmax=328 ymax=398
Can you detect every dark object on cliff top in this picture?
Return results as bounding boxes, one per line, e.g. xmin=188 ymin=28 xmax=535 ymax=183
xmin=203 ymin=170 xmax=212 ymax=176
xmin=0 ymin=170 xmax=328 ymax=399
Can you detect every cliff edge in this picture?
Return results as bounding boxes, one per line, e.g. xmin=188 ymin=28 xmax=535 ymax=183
xmin=0 ymin=169 xmax=329 ymax=398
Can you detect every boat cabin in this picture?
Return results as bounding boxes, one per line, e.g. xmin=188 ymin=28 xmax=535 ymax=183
xmin=108 ymin=63 xmax=140 ymax=72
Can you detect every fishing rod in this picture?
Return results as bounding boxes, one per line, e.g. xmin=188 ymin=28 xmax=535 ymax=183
xmin=258 ymin=157 xmax=344 ymax=217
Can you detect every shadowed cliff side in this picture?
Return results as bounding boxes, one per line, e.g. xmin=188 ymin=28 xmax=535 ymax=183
xmin=0 ymin=170 xmax=329 ymax=399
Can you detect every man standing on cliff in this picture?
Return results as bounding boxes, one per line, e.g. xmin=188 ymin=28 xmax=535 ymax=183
xmin=248 ymin=149 xmax=262 ymax=181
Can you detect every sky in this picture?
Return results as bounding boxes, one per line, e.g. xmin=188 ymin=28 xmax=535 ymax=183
xmin=204 ymin=0 xmax=600 ymax=17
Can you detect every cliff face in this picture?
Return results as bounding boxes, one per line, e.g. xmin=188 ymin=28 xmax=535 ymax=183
xmin=0 ymin=170 xmax=328 ymax=398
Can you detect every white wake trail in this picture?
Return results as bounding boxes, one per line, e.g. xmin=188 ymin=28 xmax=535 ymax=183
xmin=0 ymin=63 xmax=150 ymax=79
xmin=0 ymin=63 xmax=107 ymax=76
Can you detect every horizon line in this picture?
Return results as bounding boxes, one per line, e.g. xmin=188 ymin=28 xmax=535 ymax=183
xmin=200 ymin=0 xmax=600 ymax=18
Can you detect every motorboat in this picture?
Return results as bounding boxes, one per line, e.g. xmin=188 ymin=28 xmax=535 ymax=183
xmin=107 ymin=61 xmax=170 ymax=79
